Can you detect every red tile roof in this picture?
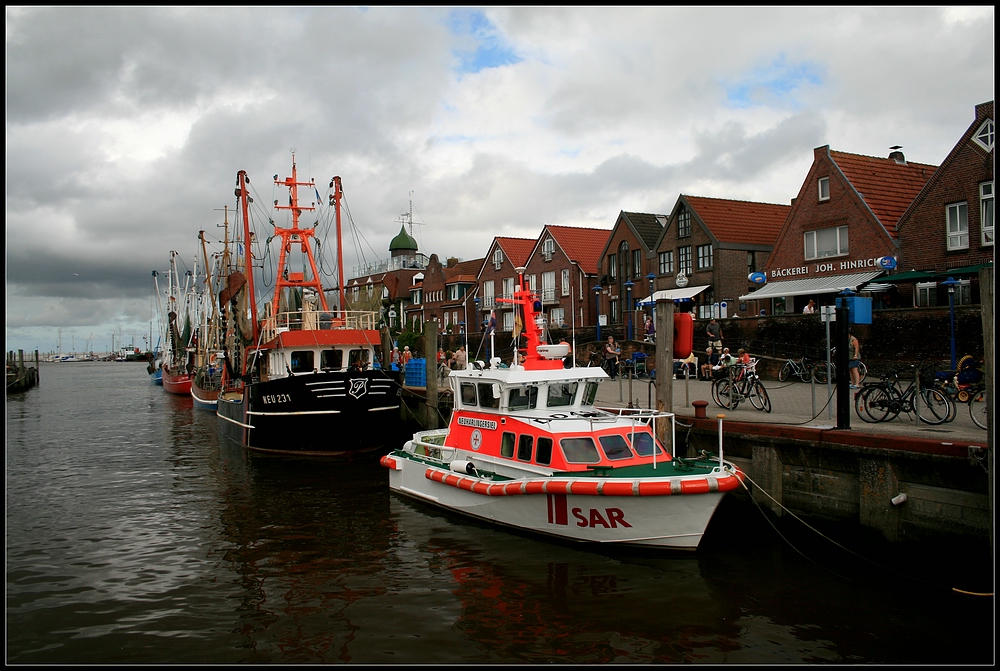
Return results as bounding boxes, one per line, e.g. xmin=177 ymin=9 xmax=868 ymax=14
xmin=545 ymin=225 xmax=613 ymax=275
xmin=830 ymin=150 xmax=936 ymax=237
xmin=445 ymin=258 xmax=483 ymax=284
xmin=683 ymin=195 xmax=790 ymax=245
xmin=495 ymin=237 xmax=535 ymax=267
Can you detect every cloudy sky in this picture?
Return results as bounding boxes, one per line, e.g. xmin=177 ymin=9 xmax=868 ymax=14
xmin=5 ymin=6 xmax=994 ymax=354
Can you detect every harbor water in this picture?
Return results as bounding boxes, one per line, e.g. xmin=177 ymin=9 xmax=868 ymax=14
xmin=6 ymin=363 xmax=994 ymax=664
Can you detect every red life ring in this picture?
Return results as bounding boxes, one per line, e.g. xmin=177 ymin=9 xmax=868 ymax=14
xmin=673 ymin=312 xmax=694 ymax=359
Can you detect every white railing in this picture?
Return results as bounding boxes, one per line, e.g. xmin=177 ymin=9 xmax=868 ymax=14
xmin=261 ymin=308 xmax=380 ymax=341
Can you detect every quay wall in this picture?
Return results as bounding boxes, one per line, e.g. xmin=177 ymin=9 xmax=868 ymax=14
xmin=678 ymin=415 xmax=990 ymax=543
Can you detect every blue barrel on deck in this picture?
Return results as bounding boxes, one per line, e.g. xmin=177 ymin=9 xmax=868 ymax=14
xmin=405 ymin=358 xmax=427 ymax=387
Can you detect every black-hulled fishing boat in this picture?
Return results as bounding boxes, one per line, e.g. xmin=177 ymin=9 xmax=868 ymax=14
xmin=216 ymin=157 xmax=401 ymax=456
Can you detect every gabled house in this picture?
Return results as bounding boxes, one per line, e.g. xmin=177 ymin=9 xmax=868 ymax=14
xmin=475 ymin=236 xmax=536 ymax=332
xmin=403 ymin=254 xmax=483 ymax=333
xmin=742 ymin=146 xmax=936 ymax=314
xmin=650 ymin=195 xmax=790 ymax=319
xmin=893 ymin=100 xmax=994 ymax=307
xmin=522 ymin=225 xmax=610 ymax=333
xmin=597 ymin=211 xmax=666 ymax=336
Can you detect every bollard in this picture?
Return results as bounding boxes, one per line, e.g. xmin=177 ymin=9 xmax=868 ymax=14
xmin=693 ymin=399 xmax=708 ymax=419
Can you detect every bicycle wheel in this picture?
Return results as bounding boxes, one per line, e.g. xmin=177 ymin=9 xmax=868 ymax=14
xmin=916 ymin=388 xmax=952 ymax=425
xmin=856 ymin=385 xmax=892 ymax=423
xmin=968 ymin=389 xmax=987 ymax=430
xmin=813 ymin=362 xmax=830 ymax=384
xmin=778 ymin=361 xmax=791 ymax=382
xmin=711 ymin=379 xmax=730 ymax=408
xmin=857 ymin=361 xmax=867 ymax=384
xmin=749 ymin=380 xmax=771 ymax=413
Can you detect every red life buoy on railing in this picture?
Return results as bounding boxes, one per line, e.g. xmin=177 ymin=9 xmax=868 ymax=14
xmin=673 ymin=312 xmax=694 ymax=359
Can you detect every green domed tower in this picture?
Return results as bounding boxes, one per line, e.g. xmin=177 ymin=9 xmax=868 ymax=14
xmin=389 ymin=225 xmax=418 ymax=258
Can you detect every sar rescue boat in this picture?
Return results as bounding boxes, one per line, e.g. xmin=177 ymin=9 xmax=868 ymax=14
xmin=381 ymin=268 xmax=744 ymax=550
xmin=216 ymin=156 xmax=402 ymax=456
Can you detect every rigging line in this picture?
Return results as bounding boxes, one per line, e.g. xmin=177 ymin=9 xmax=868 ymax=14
xmin=739 ymin=470 xmax=990 ymax=595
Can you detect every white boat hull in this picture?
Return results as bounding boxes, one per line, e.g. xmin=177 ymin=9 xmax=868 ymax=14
xmin=384 ymin=459 xmax=730 ymax=550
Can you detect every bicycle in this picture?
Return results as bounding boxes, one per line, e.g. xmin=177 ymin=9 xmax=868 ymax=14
xmin=854 ymin=366 xmax=953 ymax=425
xmin=712 ymin=360 xmax=771 ymax=412
xmin=825 ymin=347 xmax=868 ymax=385
xmin=778 ymin=355 xmax=830 ymax=383
xmin=968 ymin=385 xmax=987 ymax=430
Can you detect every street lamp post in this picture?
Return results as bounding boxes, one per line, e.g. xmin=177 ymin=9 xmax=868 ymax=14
xmin=940 ymin=277 xmax=960 ymax=370
xmin=624 ymin=279 xmax=634 ymax=341
xmin=594 ymin=285 xmax=603 ymax=342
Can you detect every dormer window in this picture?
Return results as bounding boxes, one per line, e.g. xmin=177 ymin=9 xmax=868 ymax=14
xmin=818 ymin=176 xmax=830 ymax=202
xmin=972 ymin=119 xmax=995 ymax=152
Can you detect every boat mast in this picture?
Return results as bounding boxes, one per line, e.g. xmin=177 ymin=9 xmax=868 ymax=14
xmin=271 ymin=154 xmax=329 ymax=313
xmin=332 ymin=175 xmax=346 ymax=313
xmin=236 ymin=170 xmax=259 ymax=340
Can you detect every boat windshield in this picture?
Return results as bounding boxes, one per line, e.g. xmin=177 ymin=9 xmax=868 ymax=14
xmin=629 ymin=431 xmax=661 ymax=457
xmin=560 ymin=437 xmax=600 ymax=464
xmin=508 ymin=386 xmax=538 ymax=410
xmin=582 ymin=381 xmax=599 ymax=407
xmin=598 ymin=434 xmax=634 ymax=461
xmin=547 ymin=382 xmax=578 ymax=407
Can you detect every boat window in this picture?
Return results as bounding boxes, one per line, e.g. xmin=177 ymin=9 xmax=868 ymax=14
xmin=290 ymin=350 xmax=314 ymax=373
xmin=629 ymin=431 xmax=662 ymax=457
xmin=478 ymin=383 xmax=500 ymax=409
xmin=560 ymin=437 xmax=600 ymax=464
xmin=320 ymin=349 xmax=342 ymax=371
xmin=599 ymin=434 xmax=634 ymax=461
xmin=500 ymin=432 xmax=515 ymax=458
xmin=536 ymin=437 xmax=553 ymax=465
xmin=582 ymin=381 xmax=599 ymax=406
xmin=508 ymin=386 xmax=538 ymax=410
xmin=348 ymin=349 xmax=370 ymax=370
xmin=461 ymin=383 xmax=478 ymax=406
xmin=517 ymin=434 xmax=534 ymax=461
xmin=547 ymin=382 xmax=578 ymax=407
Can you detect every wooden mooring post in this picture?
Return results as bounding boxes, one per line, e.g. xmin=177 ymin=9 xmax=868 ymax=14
xmin=6 ymin=349 xmax=40 ymax=394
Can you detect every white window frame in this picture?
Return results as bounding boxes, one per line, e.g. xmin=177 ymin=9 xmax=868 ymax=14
xmin=549 ymin=307 xmax=565 ymax=328
xmin=946 ymin=202 xmax=969 ymax=251
xmin=542 ymin=271 xmax=556 ymax=302
xmin=804 ymin=225 xmax=849 ymax=260
xmin=493 ymin=247 xmax=503 ymax=270
xmin=542 ymin=238 xmax=555 ymax=261
xmin=818 ymin=176 xmax=830 ymax=202
xmin=981 ymin=181 xmax=994 ymax=246
xmin=502 ymin=311 xmax=514 ymax=332
xmin=608 ymin=254 xmax=617 ymax=280
xmin=527 ymin=274 xmax=537 ymax=293
xmin=916 ymin=281 xmax=936 ymax=307
xmin=482 ymin=280 xmax=495 ymax=309
xmin=632 ymin=249 xmax=642 ymax=278
xmin=972 ymin=119 xmax=995 ymax=152
xmin=561 ymin=268 xmax=570 ymax=296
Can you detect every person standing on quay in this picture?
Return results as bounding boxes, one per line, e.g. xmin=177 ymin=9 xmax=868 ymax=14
xmin=706 ymin=318 xmax=723 ymax=350
xmin=848 ymin=329 xmax=862 ymax=389
xmin=803 ymin=299 xmax=816 ymax=314
xmin=604 ymin=336 xmax=621 ymax=380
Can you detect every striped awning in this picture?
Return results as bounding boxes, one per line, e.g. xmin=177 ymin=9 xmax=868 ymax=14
xmin=738 ymin=270 xmax=884 ymax=300
xmin=638 ymin=284 xmax=710 ymax=306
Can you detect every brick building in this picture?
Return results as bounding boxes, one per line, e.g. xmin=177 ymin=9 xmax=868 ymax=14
xmin=475 ymin=236 xmax=536 ymax=332
xmin=892 ymin=100 xmax=994 ymax=307
xmin=743 ymin=146 xmax=936 ymax=314
xmin=648 ymin=195 xmax=790 ymax=319
xmin=522 ymin=225 xmax=610 ymax=333
xmin=597 ymin=211 xmax=665 ymax=337
xmin=402 ymin=254 xmax=482 ymax=333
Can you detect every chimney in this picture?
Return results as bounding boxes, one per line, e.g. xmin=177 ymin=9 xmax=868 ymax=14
xmin=889 ymin=146 xmax=906 ymax=165
xmin=447 ymin=257 xmax=459 ymax=268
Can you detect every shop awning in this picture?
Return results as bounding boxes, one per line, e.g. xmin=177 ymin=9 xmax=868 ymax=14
xmin=638 ymin=284 xmax=710 ymax=306
xmin=738 ymin=270 xmax=884 ymax=300
xmin=877 ymin=269 xmax=935 ymax=283
xmin=934 ymin=263 xmax=992 ymax=278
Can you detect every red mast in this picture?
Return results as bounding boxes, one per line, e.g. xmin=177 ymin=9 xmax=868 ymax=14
xmin=271 ymin=154 xmax=329 ymax=313
xmin=331 ymin=176 xmax=346 ymax=314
